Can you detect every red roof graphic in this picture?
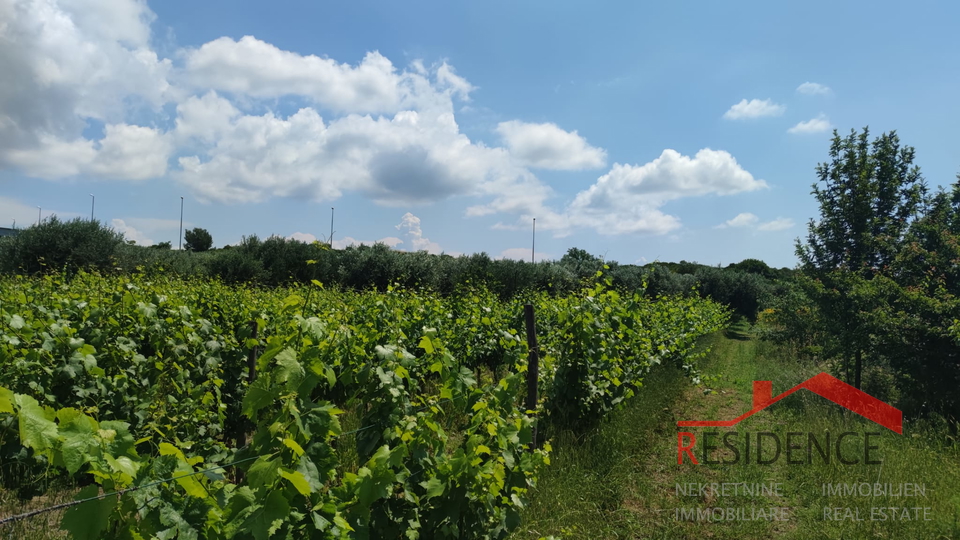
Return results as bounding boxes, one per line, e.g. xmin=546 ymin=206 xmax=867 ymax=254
xmin=677 ymin=372 xmax=902 ymax=434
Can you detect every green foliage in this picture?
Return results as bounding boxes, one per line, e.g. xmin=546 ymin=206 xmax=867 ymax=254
xmin=0 ymin=216 xmax=125 ymax=275
xmin=184 ymin=228 xmax=213 ymax=252
xmin=150 ymin=241 xmax=172 ymax=250
xmin=0 ymin=270 xmax=725 ymax=538
xmin=692 ymin=267 xmax=771 ymax=321
xmin=795 ymin=127 xmax=928 ymax=389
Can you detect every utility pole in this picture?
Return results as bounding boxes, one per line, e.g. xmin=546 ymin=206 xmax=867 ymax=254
xmin=532 ymin=217 xmax=536 ymax=263
xmin=179 ymin=196 xmax=184 ymax=250
xmin=37 ymin=206 xmax=41 ymax=226
xmin=90 ymin=194 xmax=95 ymax=221
xmin=330 ymin=207 xmax=335 ymax=248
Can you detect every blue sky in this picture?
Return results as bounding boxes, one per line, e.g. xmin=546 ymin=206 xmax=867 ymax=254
xmin=2 ymin=0 xmax=958 ymax=268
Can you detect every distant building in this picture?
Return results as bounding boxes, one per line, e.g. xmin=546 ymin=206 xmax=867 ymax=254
xmin=0 ymin=227 xmax=19 ymax=238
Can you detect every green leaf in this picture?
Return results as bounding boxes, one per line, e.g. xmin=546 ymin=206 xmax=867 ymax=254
xmin=419 ymin=476 xmax=444 ymax=500
xmin=280 ymin=469 xmax=312 ymax=496
xmin=282 ymin=437 xmax=305 ymax=457
xmin=0 ymin=387 xmax=13 ymax=414
xmin=274 ymin=348 xmax=304 ymax=389
xmin=242 ymin=376 xmax=279 ymax=418
xmin=10 ymin=314 xmax=25 ymax=330
xmin=247 ymin=456 xmax=280 ymax=489
xmin=60 ymin=485 xmax=117 ymax=540
xmin=243 ymin=490 xmax=290 ymax=540
xmin=58 ymin=409 xmax=98 ymax=474
xmin=418 ymin=335 xmax=434 ymax=354
xmin=14 ymin=394 xmax=59 ymax=456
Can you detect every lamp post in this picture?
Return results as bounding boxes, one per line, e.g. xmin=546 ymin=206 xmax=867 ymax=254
xmin=90 ymin=194 xmax=95 ymax=221
xmin=330 ymin=207 xmax=335 ymax=248
xmin=179 ymin=197 xmax=184 ymax=250
xmin=37 ymin=206 xmax=41 ymax=226
xmin=531 ymin=218 xmax=536 ymax=263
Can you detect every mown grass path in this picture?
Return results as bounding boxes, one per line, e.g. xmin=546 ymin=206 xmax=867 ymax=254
xmin=511 ymin=328 xmax=960 ymax=540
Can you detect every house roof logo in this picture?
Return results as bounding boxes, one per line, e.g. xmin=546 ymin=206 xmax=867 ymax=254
xmin=677 ymin=372 xmax=902 ymax=434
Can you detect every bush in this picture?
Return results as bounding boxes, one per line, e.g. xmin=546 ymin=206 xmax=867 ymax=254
xmin=0 ymin=217 xmax=124 ymax=275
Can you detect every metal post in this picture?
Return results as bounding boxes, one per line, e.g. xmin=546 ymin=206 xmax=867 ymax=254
xmin=330 ymin=207 xmax=335 ymax=248
xmin=179 ymin=196 xmax=184 ymax=250
xmin=524 ymin=303 xmax=540 ymax=449
xmin=90 ymin=194 xmax=95 ymax=221
xmin=532 ymin=217 xmax=536 ymax=263
xmin=37 ymin=207 xmax=41 ymax=226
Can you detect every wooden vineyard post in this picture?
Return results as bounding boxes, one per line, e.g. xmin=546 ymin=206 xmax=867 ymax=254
xmin=247 ymin=320 xmax=258 ymax=382
xmin=524 ymin=303 xmax=539 ymax=450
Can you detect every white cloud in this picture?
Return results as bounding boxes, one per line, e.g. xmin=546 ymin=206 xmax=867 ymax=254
xmin=796 ymin=82 xmax=831 ymax=95
xmin=436 ymin=62 xmax=475 ymax=101
xmin=88 ymin=124 xmax=172 ymax=180
xmin=174 ymin=103 xmax=521 ymax=205
xmin=0 ymin=0 xmax=173 ymax=174
xmin=332 ymin=236 xmax=404 ymax=249
xmin=565 ymin=149 xmax=766 ymax=235
xmin=181 ymin=40 xmax=478 ymax=114
xmin=788 ymin=114 xmax=832 ymax=134
xmin=111 ymin=218 xmax=154 ymax=245
xmin=498 ymin=248 xmax=551 ymax=262
xmin=0 ymin=196 xmax=78 ymax=228
xmin=4 ymin=124 xmax=171 ymax=180
xmin=714 ymin=212 xmax=760 ymax=229
xmin=174 ymin=91 xmax=241 ymax=143
xmin=486 ymin=148 xmax=767 ymax=237
xmin=757 ymin=217 xmax=794 ymax=231
xmin=289 ymin=232 xmax=318 ymax=243
xmin=0 ymin=3 xmax=563 ymax=228
xmin=714 ymin=213 xmax=794 ymax=231
xmin=496 ymin=120 xmax=607 ymax=170
xmin=723 ymin=99 xmax=786 ymax=120
xmin=395 ymin=212 xmax=443 ymax=254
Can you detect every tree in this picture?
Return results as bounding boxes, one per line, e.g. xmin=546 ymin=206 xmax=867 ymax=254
xmin=796 ymin=127 xmax=927 ymax=389
xmin=184 ymin=228 xmax=213 ymax=252
xmin=150 ymin=241 xmax=172 ymax=250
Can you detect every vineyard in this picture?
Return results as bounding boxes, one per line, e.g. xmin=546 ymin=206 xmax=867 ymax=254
xmin=0 ymin=270 xmax=728 ymax=539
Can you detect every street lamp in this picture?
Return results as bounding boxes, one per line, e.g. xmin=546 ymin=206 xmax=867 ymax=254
xmin=90 ymin=194 xmax=95 ymax=221
xmin=179 ymin=196 xmax=184 ymax=250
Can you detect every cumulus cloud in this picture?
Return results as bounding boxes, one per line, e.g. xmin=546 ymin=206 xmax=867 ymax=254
xmin=496 ymin=121 xmax=607 ymax=170
xmin=796 ymin=82 xmax=831 ymax=95
xmin=498 ymin=248 xmax=551 ymax=262
xmin=714 ymin=213 xmax=794 ymax=231
xmin=723 ymin=99 xmax=786 ymax=120
xmin=488 ymin=148 xmax=767 ymax=237
xmin=714 ymin=212 xmax=759 ymax=229
xmin=182 ymin=37 xmax=408 ymax=114
xmin=395 ymin=212 xmax=444 ymax=254
xmin=0 ymin=0 xmax=173 ymax=174
xmin=289 ymin=232 xmax=318 ymax=243
xmin=757 ymin=217 xmax=794 ymax=231
xmin=111 ymin=218 xmax=154 ymax=245
xmin=174 ymin=103 xmax=521 ymax=205
xmin=331 ymin=236 xmax=404 ymax=249
xmin=788 ymin=114 xmax=832 ymax=134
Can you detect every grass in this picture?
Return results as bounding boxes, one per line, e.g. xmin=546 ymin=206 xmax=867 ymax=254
xmin=509 ymin=328 xmax=960 ymax=539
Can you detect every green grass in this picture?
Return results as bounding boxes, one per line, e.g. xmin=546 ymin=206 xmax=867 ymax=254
xmin=509 ymin=330 xmax=960 ymax=539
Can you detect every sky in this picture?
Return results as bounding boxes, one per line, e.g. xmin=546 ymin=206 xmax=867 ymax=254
xmin=1 ymin=1 xmax=958 ymax=269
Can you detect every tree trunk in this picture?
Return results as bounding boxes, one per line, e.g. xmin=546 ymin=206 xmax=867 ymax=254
xmin=854 ymin=348 xmax=863 ymax=390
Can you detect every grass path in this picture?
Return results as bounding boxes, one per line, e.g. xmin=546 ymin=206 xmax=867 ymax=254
xmin=510 ymin=327 xmax=960 ymax=539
